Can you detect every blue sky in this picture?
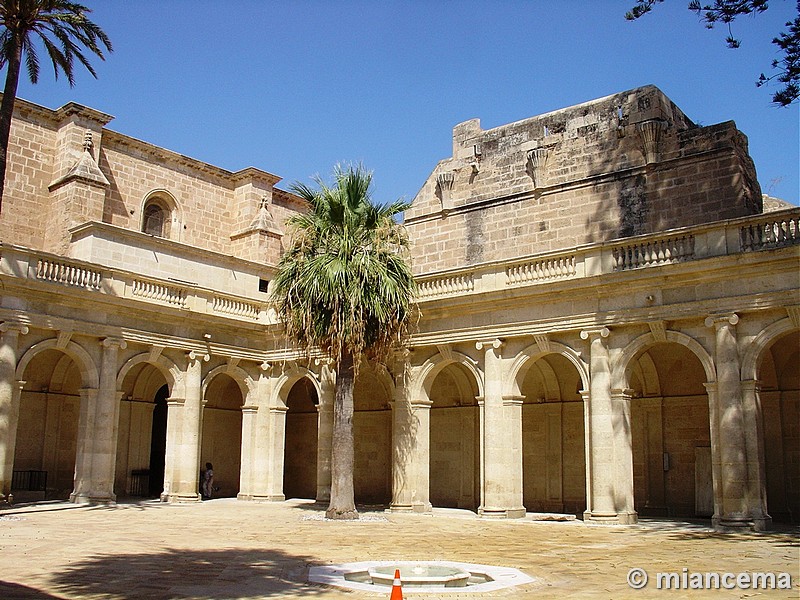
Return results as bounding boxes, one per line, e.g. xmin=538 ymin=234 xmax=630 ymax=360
xmin=12 ymin=0 xmax=799 ymax=205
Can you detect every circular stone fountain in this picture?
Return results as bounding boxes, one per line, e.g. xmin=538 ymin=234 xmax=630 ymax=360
xmin=366 ymin=563 xmax=471 ymax=588
xmin=309 ymin=560 xmax=535 ymax=594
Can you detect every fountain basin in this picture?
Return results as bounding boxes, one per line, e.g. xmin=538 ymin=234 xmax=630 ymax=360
xmin=347 ymin=563 xmax=474 ymax=588
xmin=311 ymin=560 xmax=535 ymax=594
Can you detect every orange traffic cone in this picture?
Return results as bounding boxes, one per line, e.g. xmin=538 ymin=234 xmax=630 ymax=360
xmin=389 ymin=568 xmax=403 ymax=599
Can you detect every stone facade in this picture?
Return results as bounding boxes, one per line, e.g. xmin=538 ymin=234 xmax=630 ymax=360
xmin=0 ymin=87 xmax=797 ymax=531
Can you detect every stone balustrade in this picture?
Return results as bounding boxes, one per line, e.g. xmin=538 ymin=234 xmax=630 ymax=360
xmin=415 ymin=207 xmax=800 ymax=300
xmin=2 ymin=208 xmax=797 ymax=316
xmin=1 ymin=244 xmax=274 ymax=324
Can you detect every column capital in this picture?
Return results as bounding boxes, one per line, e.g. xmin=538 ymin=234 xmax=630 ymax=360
xmin=0 ymin=321 xmax=28 ymax=336
xmin=475 ymin=338 xmax=503 ymax=351
xmin=241 ymin=404 xmax=259 ymax=414
xmin=787 ymin=306 xmax=800 ymax=328
xmin=188 ymin=350 xmax=210 ymax=362
xmin=409 ymin=398 xmax=433 ymax=409
xmin=101 ymin=337 xmax=127 ymax=350
xmin=580 ymin=327 xmax=610 ymax=340
xmin=704 ymin=313 xmax=739 ymax=328
xmin=502 ymin=395 xmax=525 ymax=407
xmin=269 ymin=405 xmax=289 ymax=414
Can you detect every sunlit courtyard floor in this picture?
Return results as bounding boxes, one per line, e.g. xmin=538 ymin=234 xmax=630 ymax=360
xmin=1 ymin=497 xmax=797 ymax=599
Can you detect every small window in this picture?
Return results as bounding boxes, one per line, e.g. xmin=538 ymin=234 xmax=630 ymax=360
xmin=258 ymin=278 xmax=270 ymax=293
xmin=143 ymin=203 xmax=166 ymax=237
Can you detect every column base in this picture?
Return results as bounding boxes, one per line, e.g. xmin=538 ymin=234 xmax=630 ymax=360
xmin=479 ymin=506 xmax=527 ymax=519
xmin=389 ymin=502 xmax=431 ymax=513
xmin=237 ymin=493 xmax=285 ymax=502
xmin=163 ymin=492 xmax=201 ymax=504
xmin=712 ymin=514 xmax=771 ymax=532
xmin=70 ymin=492 xmax=117 ymax=505
xmin=584 ymin=510 xmax=638 ymax=525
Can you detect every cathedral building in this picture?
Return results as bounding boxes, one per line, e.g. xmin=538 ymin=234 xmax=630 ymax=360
xmin=0 ymin=85 xmax=796 ymax=530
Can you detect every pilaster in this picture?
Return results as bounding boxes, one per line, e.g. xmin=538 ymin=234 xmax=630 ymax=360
xmin=164 ymin=351 xmax=207 ymax=503
xmin=0 ymin=322 xmax=28 ymax=501
xmin=316 ymin=361 xmax=335 ymax=504
xmin=704 ymin=313 xmax=756 ymax=530
xmin=476 ymin=338 xmax=524 ymax=518
xmin=581 ymin=327 xmax=637 ymax=524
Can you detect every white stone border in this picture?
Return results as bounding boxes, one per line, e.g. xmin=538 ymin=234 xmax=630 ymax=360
xmin=309 ymin=560 xmax=536 ymax=594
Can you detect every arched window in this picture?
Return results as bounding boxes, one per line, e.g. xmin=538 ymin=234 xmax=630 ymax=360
xmin=143 ymin=202 xmax=166 ymax=237
xmin=140 ymin=193 xmax=178 ymax=239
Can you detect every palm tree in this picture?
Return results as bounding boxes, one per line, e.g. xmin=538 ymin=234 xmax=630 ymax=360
xmin=0 ymin=0 xmax=112 ymax=211
xmin=271 ymin=164 xmax=416 ymax=520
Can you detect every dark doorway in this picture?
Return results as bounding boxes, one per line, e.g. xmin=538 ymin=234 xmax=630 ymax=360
xmin=148 ymin=385 xmax=168 ymax=497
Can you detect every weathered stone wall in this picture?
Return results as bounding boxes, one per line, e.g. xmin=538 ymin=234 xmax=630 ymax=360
xmin=406 ymin=86 xmax=762 ymax=274
xmin=0 ymin=96 xmax=305 ymax=266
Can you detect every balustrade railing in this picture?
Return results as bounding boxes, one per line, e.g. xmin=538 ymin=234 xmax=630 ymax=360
xmin=740 ymin=214 xmax=800 ymax=251
xmin=36 ymin=257 xmax=102 ymax=289
xmin=213 ymin=295 xmax=261 ymax=320
xmin=506 ymin=254 xmax=576 ymax=286
xmin=131 ymin=279 xmax=188 ymax=308
xmin=417 ymin=273 xmax=475 ymax=299
xmin=612 ymin=234 xmax=695 ymax=271
xmin=4 ymin=208 xmax=798 ymax=314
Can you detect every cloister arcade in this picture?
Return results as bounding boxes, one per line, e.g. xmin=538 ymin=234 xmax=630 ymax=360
xmin=2 ymin=315 xmax=798 ymax=529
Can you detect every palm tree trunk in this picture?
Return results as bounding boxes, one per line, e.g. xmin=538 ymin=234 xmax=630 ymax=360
xmin=0 ymin=34 xmax=23 ymax=212
xmin=326 ymin=349 xmax=358 ymax=520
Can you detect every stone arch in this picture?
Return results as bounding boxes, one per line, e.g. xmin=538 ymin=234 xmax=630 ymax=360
xmin=506 ymin=341 xmax=589 ymax=398
xmin=411 ymin=350 xmax=484 ymax=402
xmin=611 ymin=329 xmax=715 ymax=390
xmin=16 ymin=338 xmax=99 ymax=388
xmin=202 ymin=364 xmax=253 ymax=403
xmin=115 ymin=352 xmax=180 ymax=499
xmin=140 ymin=189 xmax=182 ymax=240
xmin=741 ymin=316 xmax=796 ymax=382
xmin=116 ymin=352 xmax=179 ymax=394
xmin=281 ymin=365 xmax=321 ymax=501
xmin=742 ymin=316 xmax=799 ymax=523
xmin=273 ymin=365 xmax=323 ymax=409
xmin=353 ymin=361 xmax=395 ymax=505
xmin=615 ymin=329 xmax=715 ymax=519
xmin=421 ymin=350 xmax=483 ymax=511
xmin=14 ymin=338 xmax=98 ymax=499
xmin=200 ymin=367 xmax=248 ymax=498
xmin=511 ymin=342 xmax=588 ymax=516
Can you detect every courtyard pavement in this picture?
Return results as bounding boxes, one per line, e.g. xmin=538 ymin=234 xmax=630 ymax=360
xmin=0 ymin=497 xmax=797 ymax=599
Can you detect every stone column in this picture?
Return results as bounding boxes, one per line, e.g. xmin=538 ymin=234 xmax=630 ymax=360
xmin=0 ymin=322 xmax=28 ymax=501
xmin=741 ymin=379 xmax=770 ymax=529
xmin=165 ymin=351 xmax=206 ymax=502
xmin=264 ymin=404 xmax=288 ymax=500
xmin=581 ymin=327 xmax=636 ymax=524
xmin=316 ymin=362 xmax=335 ymax=504
xmin=85 ymin=337 xmax=126 ymax=503
xmin=161 ymin=394 xmax=182 ymax=501
xmin=610 ymin=387 xmax=636 ymax=520
xmin=477 ymin=339 xmax=525 ymax=518
xmin=390 ymin=351 xmax=431 ymax=513
xmin=239 ymin=363 xmax=274 ymax=501
xmin=71 ymin=387 xmax=98 ymax=503
xmin=705 ymin=314 xmax=766 ymax=530
xmin=237 ymin=403 xmax=258 ymax=500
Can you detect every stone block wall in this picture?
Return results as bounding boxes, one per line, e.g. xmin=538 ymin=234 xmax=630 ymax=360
xmin=406 ymin=85 xmax=762 ymax=274
xmin=0 ymin=96 xmax=305 ymax=267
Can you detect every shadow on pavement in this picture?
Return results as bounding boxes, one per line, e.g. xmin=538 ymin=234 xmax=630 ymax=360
xmin=47 ymin=547 xmax=328 ymax=599
xmin=0 ymin=580 xmax=65 ymax=599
